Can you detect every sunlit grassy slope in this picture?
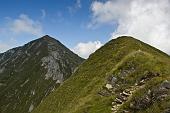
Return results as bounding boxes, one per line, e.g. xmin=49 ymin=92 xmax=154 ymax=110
xmin=32 ymin=36 xmax=170 ymax=113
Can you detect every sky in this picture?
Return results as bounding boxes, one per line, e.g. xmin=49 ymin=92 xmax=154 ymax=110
xmin=0 ymin=0 xmax=170 ymax=58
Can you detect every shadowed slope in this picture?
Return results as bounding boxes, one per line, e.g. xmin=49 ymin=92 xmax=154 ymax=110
xmin=0 ymin=35 xmax=84 ymax=113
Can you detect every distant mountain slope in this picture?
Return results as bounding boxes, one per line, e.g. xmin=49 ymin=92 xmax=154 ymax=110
xmin=0 ymin=35 xmax=84 ymax=113
xmin=32 ymin=36 xmax=170 ymax=113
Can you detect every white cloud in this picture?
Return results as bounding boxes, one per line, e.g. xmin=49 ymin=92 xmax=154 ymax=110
xmin=73 ymin=41 xmax=103 ymax=58
xmin=90 ymin=0 xmax=129 ymax=25
xmin=90 ymin=0 xmax=170 ymax=54
xmin=0 ymin=41 xmax=11 ymax=53
xmin=10 ymin=14 xmax=43 ymax=36
xmin=0 ymin=14 xmax=43 ymax=53
xmin=68 ymin=0 xmax=82 ymax=15
xmin=41 ymin=9 xmax=46 ymax=19
xmin=0 ymin=37 xmax=20 ymax=53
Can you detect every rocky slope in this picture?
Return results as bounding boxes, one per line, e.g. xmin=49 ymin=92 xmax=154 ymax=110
xmin=0 ymin=35 xmax=84 ymax=113
xmin=32 ymin=36 xmax=170 ymax=113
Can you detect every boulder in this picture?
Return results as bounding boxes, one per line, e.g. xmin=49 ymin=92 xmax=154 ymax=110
xmin=161 ymin=80 xmax=170 ymax=89
xmin=130 ymin=95 xmax=152 ymax=110
xmin=105 ymin=84 xmax=113 ymax=89
xmin=115 ymin=98 xmax=123 ymax=104
xmin=122 ymin=91 xmax=131 ymax=97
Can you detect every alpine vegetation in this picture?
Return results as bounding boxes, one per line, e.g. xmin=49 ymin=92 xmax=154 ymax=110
xmin=0 ymin=35 xmax=84 ymax=113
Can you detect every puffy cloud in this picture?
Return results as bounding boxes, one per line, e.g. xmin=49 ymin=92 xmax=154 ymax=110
xmin=73 ymin=41 xmax=103 ymax=58
xmin=10 ymin=14 xmax=43 ymax=36
xmin=0 ymin=14 xmax=43 ymax=53
xmin=90 ymin=0 xmax=170 ymax=54
xmin=90 ymin=0 xmax=129 ymax=25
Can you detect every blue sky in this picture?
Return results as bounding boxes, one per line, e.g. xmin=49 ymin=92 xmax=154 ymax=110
xmin=0 ymin=0 xmax=170 ymax=58
xmin=0 ymin=0 xmax=115 ymax=57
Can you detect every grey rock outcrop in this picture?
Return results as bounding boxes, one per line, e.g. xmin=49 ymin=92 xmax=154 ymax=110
xmin=0 ymin=35 xmax=84 ymax=113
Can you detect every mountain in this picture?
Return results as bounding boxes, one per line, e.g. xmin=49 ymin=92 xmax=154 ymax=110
xmin=0 ymin=35 xmax=84 ymax=113
xmin=32 ymin=36 xmax=170 ymax=113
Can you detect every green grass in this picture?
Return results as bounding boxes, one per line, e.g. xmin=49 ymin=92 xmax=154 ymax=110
xmin=0 ymin=36 xmax=84 ymax=113
xmin=32 ymin=36 xmax=170 ymax=113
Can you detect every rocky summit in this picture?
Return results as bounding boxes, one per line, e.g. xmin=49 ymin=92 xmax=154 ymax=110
xmin=32 ymin=36 xmax=170 ymax=113
xmin=0 ymin=35 xmax=84 ymax=113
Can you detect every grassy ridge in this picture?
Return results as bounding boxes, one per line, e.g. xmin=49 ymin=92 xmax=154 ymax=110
xmin=32 ymin=36 xmax=170 ymax=113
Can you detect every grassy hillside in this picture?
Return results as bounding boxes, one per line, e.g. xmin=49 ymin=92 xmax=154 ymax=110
xmin=0 ymin=36 xmax=84 ymax=113
xmin=32 ymin=36 xmax=170 ymax=113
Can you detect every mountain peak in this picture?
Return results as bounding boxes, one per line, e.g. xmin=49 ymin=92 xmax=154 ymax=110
xmin=41 ymin=35 xmax=54 ymax=39
xmin=111 ymin=36 xmax=138 ymax=43
xmin=0 ymin=35 xmax=84 ymax=113
xmin=22 ymin=35 xmax=61 ymax=53
xmin=32 ymin=36 xmax=170 ymax=113
xmin=43 ymin=35 xmax=50 ymax=37
xmin=38 ymin=35 xmax=59 ymax=43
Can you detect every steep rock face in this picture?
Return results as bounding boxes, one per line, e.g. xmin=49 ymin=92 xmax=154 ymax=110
xmin=32 ymin=36 xmax=170 ymax=113
xmin=0 ymin=35 xmax=84 ymax=113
